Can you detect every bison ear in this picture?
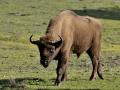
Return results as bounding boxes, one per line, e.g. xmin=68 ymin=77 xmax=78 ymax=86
xmin=48 ymin=35 xmax=63 ymax=48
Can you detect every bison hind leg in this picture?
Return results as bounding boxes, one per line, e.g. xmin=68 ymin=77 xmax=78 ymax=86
xmin=77 ymin=52 xmax=81 ymax=58
xmin=97 ymin=62 xmax=104 ymax=80
xmin=87 ymin=48 xmax=104 ymax=80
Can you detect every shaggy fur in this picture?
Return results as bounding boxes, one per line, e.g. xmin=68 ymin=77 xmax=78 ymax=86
xmin=30 ymin=10 xmax=104 ymax=85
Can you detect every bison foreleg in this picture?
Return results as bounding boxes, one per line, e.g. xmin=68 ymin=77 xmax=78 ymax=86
xmin=61 ymin=71 xmax=67 ymax=81
xmin=55 ymin=58 xmax=68 ymax=86
xmin=55 ymin=68 xmax=63 ymax=86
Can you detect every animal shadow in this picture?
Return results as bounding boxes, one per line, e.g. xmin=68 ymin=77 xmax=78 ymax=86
xmin=0 ymin=77 xmax=45 ymax=89
xmin=72 ymin=7 xmax=120 ymax=20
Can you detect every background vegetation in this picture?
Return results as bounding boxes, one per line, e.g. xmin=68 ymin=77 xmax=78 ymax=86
xmin=0 ymin=0 xmax=120 ymax=89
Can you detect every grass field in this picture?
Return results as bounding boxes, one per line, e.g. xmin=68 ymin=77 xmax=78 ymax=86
xmin=0 ymin=0 xmax=120 ymax=90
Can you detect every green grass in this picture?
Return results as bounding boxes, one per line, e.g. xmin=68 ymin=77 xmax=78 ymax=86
xmin=0 ymin=0 xmax=120 ymax=90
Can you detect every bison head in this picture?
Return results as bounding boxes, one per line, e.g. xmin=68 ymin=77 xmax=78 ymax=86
xmin=30 ymin=34 xmax=63 ymax=68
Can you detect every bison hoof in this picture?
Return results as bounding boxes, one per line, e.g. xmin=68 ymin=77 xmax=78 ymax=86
xmin=89 ymin=76 xmax=96 ymax=80
xmin=54 ymin=80 xmax=60 ymax=86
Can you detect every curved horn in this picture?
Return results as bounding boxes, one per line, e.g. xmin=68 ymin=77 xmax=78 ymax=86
xmin=48 ymin=35 xmax=63 ymax=48
xmin=29 ymin=35 xmax=39 ymax=45
xmin=58 ymin=35 xmax=63 ymax=44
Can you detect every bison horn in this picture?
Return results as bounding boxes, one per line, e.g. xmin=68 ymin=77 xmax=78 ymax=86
xmin=58 ymin=35 xmax=63 ymax=44
xmin=48 ymin=35 xmax=63 ymax=48
xmin=29 ymin=35 xmax=40 ymax=45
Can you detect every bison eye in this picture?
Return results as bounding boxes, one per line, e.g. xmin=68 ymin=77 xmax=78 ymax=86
xmin=49 ymin=48 xmax=55 ymax=53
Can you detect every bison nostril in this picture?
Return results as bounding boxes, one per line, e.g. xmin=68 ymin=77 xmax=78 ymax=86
xmin=40 ymin=59 xmax=49 ymax=68
xmin=44 ymin=60 xmax=48 ymax=65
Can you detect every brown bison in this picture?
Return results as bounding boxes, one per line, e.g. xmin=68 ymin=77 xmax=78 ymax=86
xmin=30 ymin=10 xmax=104 ymax=85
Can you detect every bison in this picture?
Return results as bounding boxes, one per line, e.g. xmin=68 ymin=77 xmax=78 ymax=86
xmin=30 ymin=10 xmax=104 ymax=85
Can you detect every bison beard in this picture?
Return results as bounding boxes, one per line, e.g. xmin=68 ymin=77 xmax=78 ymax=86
xmin=30 ymin=10 xmax=104 ymax=86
